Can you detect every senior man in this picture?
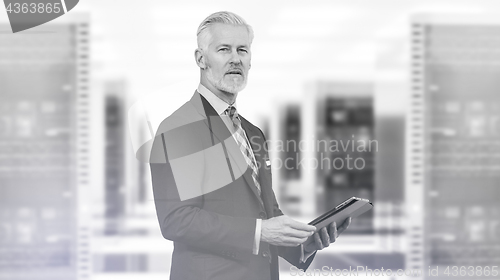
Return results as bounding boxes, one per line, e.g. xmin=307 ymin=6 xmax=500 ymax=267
xmin=150 ymin=11 xmax=351 ymax=280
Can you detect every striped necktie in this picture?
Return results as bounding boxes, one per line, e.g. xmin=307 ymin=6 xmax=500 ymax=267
xmin=226 ymin=106 xmax=261 ymax=196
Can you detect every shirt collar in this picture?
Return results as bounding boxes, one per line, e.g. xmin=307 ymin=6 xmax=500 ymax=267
xmin=197 ymin=83 xmax=237 ymax=116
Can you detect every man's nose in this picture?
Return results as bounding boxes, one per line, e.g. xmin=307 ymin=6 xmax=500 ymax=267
xmin=229 ymin=50 xmax=242 ymax=64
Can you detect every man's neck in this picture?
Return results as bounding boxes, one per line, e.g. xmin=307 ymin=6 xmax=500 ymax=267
xmin=200 ymin=79 xmax=237 ymax=105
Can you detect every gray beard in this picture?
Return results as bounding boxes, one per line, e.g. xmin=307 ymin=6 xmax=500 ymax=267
xmin=206 ymin=68 xmax=247 ymax=94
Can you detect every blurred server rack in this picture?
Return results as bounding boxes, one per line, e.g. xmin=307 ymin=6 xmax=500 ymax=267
xmin=299 ymin=81 xmax=410 ymax=271
xmin=374 ymin=115 xmax=405 ymax=246
xmin=374 ymin=51 xmax=408 ymax=255
xmin=274 ymin=103 xmax=303 ymax=217
xmin=306 ymin=81 xmax=375 ymax=234
xmin=408 ymin=14 xmax=500 ymax=280
xmin=0 ymin=15 xmax=90 ymax=280
xmin=103 ymin=81 xmax=127 ymax=236
xmin=91 ymin=80 xmax=172 ymax=279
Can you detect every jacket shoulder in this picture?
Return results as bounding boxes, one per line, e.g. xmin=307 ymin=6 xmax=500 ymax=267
xmin=154 ymin=100 xmax=204 ymax=137
xmin=149 ymin=99 xmax=205 ymax=163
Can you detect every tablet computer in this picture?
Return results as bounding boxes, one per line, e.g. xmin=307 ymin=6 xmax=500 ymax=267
xmin=308 ymin=197 xmax=373 ymax=231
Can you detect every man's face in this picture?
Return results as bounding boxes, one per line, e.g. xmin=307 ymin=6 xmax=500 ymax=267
xmin=202 ymin=23 xmax=251 ymax=94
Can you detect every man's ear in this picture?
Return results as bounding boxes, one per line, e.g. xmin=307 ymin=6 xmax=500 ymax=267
xmin=194 ymin=48 xmax=206 ymax=69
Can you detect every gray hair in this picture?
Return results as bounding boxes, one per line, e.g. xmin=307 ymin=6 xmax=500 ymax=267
xmin=197 ymin=11 xmax=254 ymax=50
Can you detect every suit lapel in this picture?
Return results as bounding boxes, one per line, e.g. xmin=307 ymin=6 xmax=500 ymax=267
xmin=189 ymin=91 xmax=265 ymax=206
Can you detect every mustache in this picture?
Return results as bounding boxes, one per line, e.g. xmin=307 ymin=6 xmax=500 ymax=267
xmin=225 ymin=67 xmax=243 ymax=75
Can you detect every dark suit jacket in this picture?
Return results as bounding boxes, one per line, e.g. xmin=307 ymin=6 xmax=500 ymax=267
xmin=150 ymin=91 xmax=315 ymax=280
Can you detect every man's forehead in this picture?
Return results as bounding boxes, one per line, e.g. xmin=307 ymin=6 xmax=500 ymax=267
xmin=208 ymin=23 xmax=251 ymax=46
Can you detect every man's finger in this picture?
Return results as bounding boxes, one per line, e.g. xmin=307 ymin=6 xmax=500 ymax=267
xmin=283 ymin=228 xmax=315 ymax=238
xmin=329 ymin=222 xmax=336 ymax=243
xmin=286 ymin=236 xmax=309 ymax=246
xmin=346 ymin=217 xmax=352 ymax=227
xmin=288 ymin=219 xmax=317 ymax=232
xmin=338 ymin=217 xmax=352 ymax=234
xmin=314 ymin=232 xmax=324 ymax=250
xmin=331 ymin=222 xmax=338 ymax=242
xmin=304 ymin=240 xmax=316 ymax=252
xmin=290 ymin=237 xmax=307 ymax=246
xmin=320 ymin=227 xmax=330 ymax=247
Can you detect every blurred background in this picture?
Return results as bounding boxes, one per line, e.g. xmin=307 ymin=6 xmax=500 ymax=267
xmin=1 ymin=0 xmax=500 ymax=279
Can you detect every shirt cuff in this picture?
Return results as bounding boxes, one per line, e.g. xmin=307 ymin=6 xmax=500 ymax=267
xmin=253 ymin=219 xmax=262 ymax=255
xmin=300 ymin=244 xmax=316 ymax=263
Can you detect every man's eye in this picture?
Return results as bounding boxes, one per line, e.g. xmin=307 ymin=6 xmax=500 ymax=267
xmin=218 ymin=48 xmax=229 ymax=52
xmin=239 ymin=49 xmax=248 ymax=53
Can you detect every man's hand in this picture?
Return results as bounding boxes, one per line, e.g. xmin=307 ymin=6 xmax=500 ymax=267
xmin=303 ymin=217 xmax=351 ymax=253
xmin=261 ymin=215 xmax=316 ymax=247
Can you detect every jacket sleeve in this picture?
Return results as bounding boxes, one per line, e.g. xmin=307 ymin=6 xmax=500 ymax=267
xmin=269 ymin=187 xmax=317 ymax=270
xmin=150 ymin=132 xmax=256 ymax=262
xmin=256 ymin=127 xmax=317 ymax=270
